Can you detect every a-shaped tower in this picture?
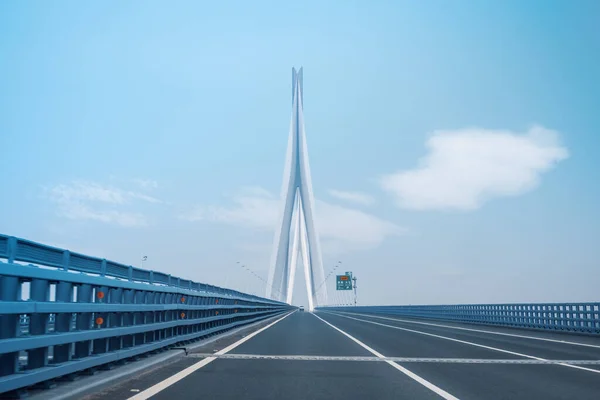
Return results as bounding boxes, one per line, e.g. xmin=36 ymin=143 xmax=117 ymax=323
xmin=265 ymin=68 xmax=327 ymax=311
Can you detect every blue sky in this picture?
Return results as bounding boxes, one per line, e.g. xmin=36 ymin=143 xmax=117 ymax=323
xmin=1 ymin=1 xmax=599 ymax=306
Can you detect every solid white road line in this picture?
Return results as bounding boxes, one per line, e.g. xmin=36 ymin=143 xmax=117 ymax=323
xmin=128 ymin=311 xmax=295 ymax=400
xmin=335 ymin=311 xmax=600 ymax=350
xmin=324 ymin=311 xmax=600 ymax=375
xmin=311 ymin=313 xmax=459 ymax=400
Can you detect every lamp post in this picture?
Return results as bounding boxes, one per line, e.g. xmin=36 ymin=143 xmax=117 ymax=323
xmin=352 ymin=275 xmax=358 ymax=306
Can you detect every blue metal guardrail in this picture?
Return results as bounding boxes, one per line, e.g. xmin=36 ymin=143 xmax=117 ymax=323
xmin=0 ymin=234 xmax=292 ymax=395
xmin=317 ymin=304 xmax=600 ymax=335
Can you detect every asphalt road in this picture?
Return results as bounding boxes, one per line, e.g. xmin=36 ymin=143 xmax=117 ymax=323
xmin=81 ymin=310 xmax=600 ymax=400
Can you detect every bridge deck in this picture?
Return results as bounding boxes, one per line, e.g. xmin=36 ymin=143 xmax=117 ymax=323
xmin=48 ymin=311 xmax=600 ymax=400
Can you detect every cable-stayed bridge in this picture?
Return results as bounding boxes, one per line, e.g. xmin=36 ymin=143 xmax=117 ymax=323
xmin=1 ymin=69 xmax=600 ymax=399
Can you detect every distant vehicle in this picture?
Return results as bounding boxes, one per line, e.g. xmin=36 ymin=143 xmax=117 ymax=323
xmin=299 ymin=306 xmax=304 ymax=312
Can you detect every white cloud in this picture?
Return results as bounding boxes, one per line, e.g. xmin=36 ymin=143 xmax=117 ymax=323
xmin=316 ymin=201 xmax=401 ymax=251
xmin=328 ymin=189 xmax=375 ymax=206
xmin=380 ymin=125 xmax=569 ymax=210
xmin=182 ymin=186 xmax=277 ymax=230
xmin=47 ymin=180 xmax=162 ymax=227
xmin=60 ymin=204 xmax=148 ymax=227
xmin=50 ymin=182 xmax=127 ymax=204
xmin=133 ymin=179 xmax=159 ymax=191
xmin=128 ymin=192 xmax=162 ymax=204
xmin=181 ymin=186 xmax=402 ymax=252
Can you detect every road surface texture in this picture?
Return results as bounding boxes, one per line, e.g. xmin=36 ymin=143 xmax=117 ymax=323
xmin=73 ymin=310 xmax=600 ymax=400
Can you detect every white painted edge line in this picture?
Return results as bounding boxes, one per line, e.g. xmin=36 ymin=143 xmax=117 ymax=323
xmin=324 ymin=311 xmax=600 ymax=376
xmin=311 ymin=313 xmax=459 ymax=400
xmin=128 ymin=310 xmax=295 ymax=400
xmin=335 ymin=311 xmax=600 ymax=350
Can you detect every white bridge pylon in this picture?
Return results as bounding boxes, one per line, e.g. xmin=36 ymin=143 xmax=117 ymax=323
xmin=266 ymin=67 xmax=327 ymax=311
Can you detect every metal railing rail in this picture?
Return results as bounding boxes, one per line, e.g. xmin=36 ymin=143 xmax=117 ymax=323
xmin=317 ymin=304 xmax=600 ymax=335
xmin=0 ymin=234 xmax=275 ymax=302
xmin=0 ymin=234 xmax=291 ymax=395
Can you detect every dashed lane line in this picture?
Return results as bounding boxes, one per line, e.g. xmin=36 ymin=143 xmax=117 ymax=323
xmin=184 ymin=353 xmax=600 ymax=365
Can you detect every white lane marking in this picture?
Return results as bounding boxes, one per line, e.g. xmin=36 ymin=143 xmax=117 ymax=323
xmin=324 ymin=311 xmax=600 ymax=375
xmin=311 ymin=313 xmax=459 ymax=400
xmin=185 ymin=353 xmax=600 ymax=365
xmin=335 ymin=311 xmax=600 ymax=350
xmin=128 ymin=311 xmax=295 ymax=400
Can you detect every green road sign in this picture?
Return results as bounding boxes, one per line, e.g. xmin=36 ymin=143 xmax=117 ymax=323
xmin=336 ymin=274 xmax=353 ymax=290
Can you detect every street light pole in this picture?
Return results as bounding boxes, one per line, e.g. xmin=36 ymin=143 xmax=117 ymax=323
xmin=352 ymin=276 xmax=357 ymax=306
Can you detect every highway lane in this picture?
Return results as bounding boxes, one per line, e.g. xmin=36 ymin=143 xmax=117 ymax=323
xmin=341 ymin=312 xmax=600 ymax=347
xmin=318 ymin=311 xmax=600 ymax=399
xmin=325 ymin=311 xmax=600 ymax=363
xmin=140 ymin=310 xmax=445 ymax=400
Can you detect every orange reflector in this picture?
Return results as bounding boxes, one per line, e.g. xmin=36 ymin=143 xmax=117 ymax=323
xmin=180 ymin=313 xmax=185 ymax=318
xmin=181 ymin=297 xmax=185 ymax=303
xmin=97 ymin=291 xmax=105 ymax=299
xmin=95 ymin=317 xmax=104 ymax=325
xmin=215 ymin=299 xmax=219 ymax=304
xmin=215 ymin=311 xmax=219 ymax=315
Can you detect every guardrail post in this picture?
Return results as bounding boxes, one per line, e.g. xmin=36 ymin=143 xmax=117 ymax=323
xmin=149 ymin=271 xmax=154 ymax=284
xmin=62 ymin=250 xmax=70 ymax=270
xmin=93 ymin=286 xmax=109 ymax=355
xmin=108 ymin=287 xmax=123 ymax=352
xmin=156 ymin=291 xmax=164 ymax=341
xmin=7 ymin=236 xmax=17 ymax=263
xmin=74 ymin=284 xmax=93 ymax=358
xmin=123 ymin=289 xmax=135 ymax=348
xmin=134 ymin=290 xmax=146 ymax=346
xmin=0 ymin=275 xmax=20 ymax=377
xmin=146 ymin=290 xmax=157 ymax=343
xmin=100 ymin=259 xmax=107 ymax=277
xmin=128 ymin=266 xmax=133 ymax=281
xmin=53 ymin=281 xmax=74 ymax=363
xmin=28 ymin=279 xmax=50 ymax=369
